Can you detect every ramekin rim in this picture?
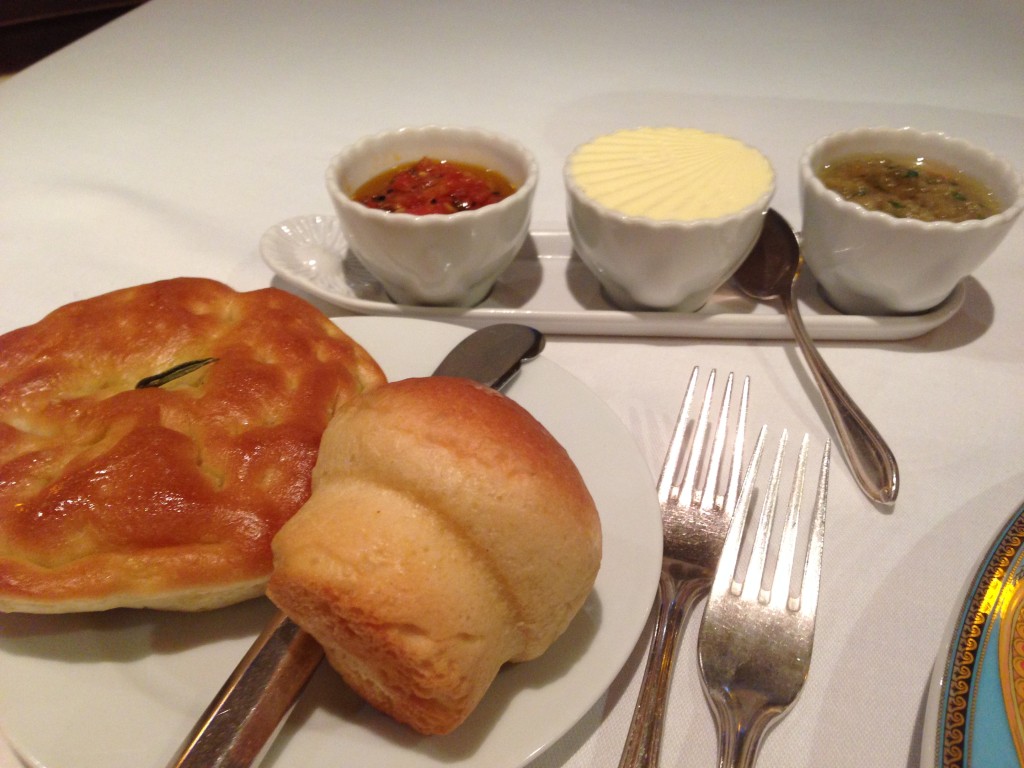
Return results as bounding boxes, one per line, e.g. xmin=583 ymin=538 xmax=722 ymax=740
xmin=562 ymin=125 xmax=776 ymax=229
xmin=799 ymin=125 xmax=1024 ymax=232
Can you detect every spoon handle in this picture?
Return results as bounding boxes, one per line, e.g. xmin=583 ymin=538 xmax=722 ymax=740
xmin=781 ymin=291 xmax=899 ymax=505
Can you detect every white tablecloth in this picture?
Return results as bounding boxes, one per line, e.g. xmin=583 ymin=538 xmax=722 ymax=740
xmin=2 ymin=2 xmax=1023 ymax=766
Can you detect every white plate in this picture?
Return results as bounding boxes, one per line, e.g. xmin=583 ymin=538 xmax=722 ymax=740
xmin=920 ymin=500 xmax=1024 ymax=768
xmin=260 ymin=214 xmax=965 ymax=341
xmin=0 ymin=316 xmax=663 ymax=768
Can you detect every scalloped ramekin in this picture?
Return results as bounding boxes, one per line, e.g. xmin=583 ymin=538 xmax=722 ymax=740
xmin=326 ymin=126 xmax=538 ymax=307
xmin=563 ymin=128 xmax=775 ymax=312
xmin=800 ymin=127 xmax=1024 ymax=315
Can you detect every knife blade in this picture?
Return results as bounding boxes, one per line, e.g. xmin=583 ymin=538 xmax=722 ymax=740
xmin=166 ymin=323 xmax=545 ymax=768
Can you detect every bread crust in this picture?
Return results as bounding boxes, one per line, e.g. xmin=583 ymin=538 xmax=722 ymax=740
xmin=268 ymin=376 xmax=602 ymax=734
xmin=0 ymin=278 xmax=386 ymax=613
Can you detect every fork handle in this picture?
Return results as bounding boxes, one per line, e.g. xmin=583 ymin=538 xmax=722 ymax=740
xmin=618 ymin=570 xmax=708 ymax=768
xmin=706 ymin=691 xmax=784 ymax=768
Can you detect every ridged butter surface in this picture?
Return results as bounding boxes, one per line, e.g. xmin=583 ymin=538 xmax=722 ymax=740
xmin=569 ymin=127 xmax=773 ymax=220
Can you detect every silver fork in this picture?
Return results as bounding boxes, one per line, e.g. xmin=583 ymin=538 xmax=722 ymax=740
xmin=697 ymin=429 xmax=831 ymax=768
xmin=618 ymin=367 xmax=750 ymax=768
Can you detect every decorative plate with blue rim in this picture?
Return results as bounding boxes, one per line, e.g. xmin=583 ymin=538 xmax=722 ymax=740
xmin=922 ymin=501 xmax=1024 ymax=767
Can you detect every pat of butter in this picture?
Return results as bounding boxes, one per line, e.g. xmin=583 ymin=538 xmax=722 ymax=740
xmin=569 ymin=127 xmax=774 ymax=221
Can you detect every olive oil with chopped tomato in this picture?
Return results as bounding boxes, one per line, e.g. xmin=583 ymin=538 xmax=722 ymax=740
xmin=353 ymin=157 xmax=516 ymax=215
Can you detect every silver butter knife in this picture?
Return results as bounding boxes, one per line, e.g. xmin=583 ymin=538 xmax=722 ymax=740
xmin=166 ymin=323 xmax=545 ymax=768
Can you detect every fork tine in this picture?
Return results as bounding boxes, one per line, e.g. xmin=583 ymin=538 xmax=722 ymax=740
xmin=741 ymin=430 xmax=789 ymax=603
xmin=793 ymin=439 xmax=831 ymax=616
xmin=710 ymin=423 xmax=767 ymax=599
xmin=679 ymin=369 xmax=718 ymax=506
xmin=768 ymin=434 xmax=810 ymax=610
xmin=722 ymin=377 xmax=750 ymax=518
xmin=698 ymin=373 xmax=737 ymax=512
xmin=700 ymin=374 xmax=749 ymax=514
xmin=656 ymin=367 xmax=701 ymax=507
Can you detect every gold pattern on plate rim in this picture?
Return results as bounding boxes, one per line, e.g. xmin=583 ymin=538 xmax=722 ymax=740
xmin=999 ymin=547 xmax=1024 ymax=764
xmin=941 ymin=511 xmax=1024 ymax=767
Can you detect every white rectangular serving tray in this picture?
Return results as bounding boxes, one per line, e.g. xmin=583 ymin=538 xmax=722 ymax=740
xmin=261 ymin=218 xmax=963 ymax=341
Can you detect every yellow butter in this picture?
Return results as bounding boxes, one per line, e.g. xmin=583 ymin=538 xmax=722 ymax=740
xmin=569 ymin=127 xmax=774 ymax=221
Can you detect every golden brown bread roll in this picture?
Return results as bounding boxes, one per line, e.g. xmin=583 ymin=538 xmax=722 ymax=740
xmin=0 ymin=278 xmax=386 ymax=613
xmin=267 ymin=376 xmax=602 ymax=735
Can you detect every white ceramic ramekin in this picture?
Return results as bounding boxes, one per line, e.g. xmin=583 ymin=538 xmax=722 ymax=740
xmin=800 ymin=127 xmax=1024 ymax=315
xmin=564 ymin=127 xmax=775 ymax=312
xmin=326 ymin=126 xmax=537 ymax=307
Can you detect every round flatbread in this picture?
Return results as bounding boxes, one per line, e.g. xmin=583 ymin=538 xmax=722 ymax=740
xmin=0 ymin=278 xmax=386 ymax=613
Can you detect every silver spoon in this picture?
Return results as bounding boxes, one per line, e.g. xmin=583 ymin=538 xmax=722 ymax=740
xmin=733 ymin=208 xmax=899 ymax=505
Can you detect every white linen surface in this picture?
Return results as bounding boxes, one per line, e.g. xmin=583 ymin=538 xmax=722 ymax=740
xmin=2 ymin=1 xmax=1023 ymax=766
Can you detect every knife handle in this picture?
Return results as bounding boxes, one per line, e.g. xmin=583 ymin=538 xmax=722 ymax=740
xmin=166 ymin=610 xmax=324 ymax=768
